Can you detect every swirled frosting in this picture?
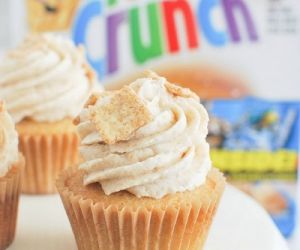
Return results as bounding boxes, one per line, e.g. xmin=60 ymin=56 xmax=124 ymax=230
xmin=0 ymin=101 xmax=19 ymax=177
xmin=0 ymin=34 xmax=95 ymax=123
xmin=77 ymin=74 xmax=211 ymax=199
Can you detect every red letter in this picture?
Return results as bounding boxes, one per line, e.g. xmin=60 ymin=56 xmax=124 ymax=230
xmin=162 ymin=0 xmax=199 ymax=53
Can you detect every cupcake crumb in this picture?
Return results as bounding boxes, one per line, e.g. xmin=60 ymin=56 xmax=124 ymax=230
xmin=73 ymin=116 xmax=81 ymax=125
xmin=0 ymin=100 xmax=4 ymax=112
xmin=84 ymin=93 xmax=102 ymax=108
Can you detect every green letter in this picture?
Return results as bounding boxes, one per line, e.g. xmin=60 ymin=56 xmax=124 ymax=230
xmin=107 ymin=0 xmax=118 ymax=7
xmin=129 ymin=3 xmax=163 ymax=64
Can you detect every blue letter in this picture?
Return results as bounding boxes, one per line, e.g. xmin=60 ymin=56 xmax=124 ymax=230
xmin=198 ymin=0 xmax=227 ymax=46
xmin=73 ymin=0 xmax=105 ymax=78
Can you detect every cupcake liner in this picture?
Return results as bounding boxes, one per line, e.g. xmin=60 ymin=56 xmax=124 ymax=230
xmin=57 ymin=168 xmax=225 ymax=250
xmin=19 ymin=132 xmax=79 ymax=194
xmin=0 ymin=156 xmax=24 ymax=250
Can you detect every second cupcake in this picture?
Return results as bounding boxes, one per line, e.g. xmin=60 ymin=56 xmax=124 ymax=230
xmin=0 ymin=34 xmax=95 ymax=194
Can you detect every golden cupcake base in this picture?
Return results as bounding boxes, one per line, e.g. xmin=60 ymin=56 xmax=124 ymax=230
xmin=17 ymin=119 xmax=79 ymax=194
xmin=0 ymin=156 xmax=24 ymax=249
xmin=57 ymin=167 xmax=225 ymax=250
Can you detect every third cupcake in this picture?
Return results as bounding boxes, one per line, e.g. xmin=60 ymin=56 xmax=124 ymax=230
xmin=0 ymin=101 xmax=24 ymax=249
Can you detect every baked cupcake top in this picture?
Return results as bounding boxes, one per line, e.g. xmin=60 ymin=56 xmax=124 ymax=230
xmin=0 ymin=34 xmax=95 ymax=123
xmin=0 ymin=101 xmax=19 ymax=177
xmin=76 ymin=71 xmax=211 ymax=199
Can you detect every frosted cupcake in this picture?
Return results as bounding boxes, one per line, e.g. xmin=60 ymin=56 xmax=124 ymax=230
xmin=0 ymin=34 xmax=95 ymax=194
xmin=0 ymin=101 xmax=24 ymax=249
xmin=57 ymin=71 xmax=225 ymax=249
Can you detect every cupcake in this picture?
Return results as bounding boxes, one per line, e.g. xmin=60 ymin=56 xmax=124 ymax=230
xmin=0 ymin=34 xmax=95 ymax=194
xmin=57 ymin=71 xmax=225 ymax=249
xmin=26 ymin=0 xmax=80 ymax=32
xmin=0 ymin=101 xmax=24 ymax=249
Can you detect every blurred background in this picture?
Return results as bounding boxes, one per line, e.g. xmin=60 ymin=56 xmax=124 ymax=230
xmin=0 ymin=0 xmax=299 ymax=249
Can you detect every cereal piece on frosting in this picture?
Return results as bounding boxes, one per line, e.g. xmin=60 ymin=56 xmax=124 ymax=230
xmin=90 ymin=86 xmax=153 ymax=144
xmin=164 ymin=82 xmax=199 ymax=100
xmin=144 ymin=69 xmax=161 ymax=79
xmin=145 ymin=70 xmax=199 ymax=100
xmin=73 ymin=92 xmax=104 ymax=125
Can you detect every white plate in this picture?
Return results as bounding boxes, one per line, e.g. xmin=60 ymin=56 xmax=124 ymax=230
xmin=8 ymin=185 xmax=289 ymax=250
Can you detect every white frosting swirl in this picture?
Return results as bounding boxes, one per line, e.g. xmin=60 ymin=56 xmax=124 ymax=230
xmin=78 ymin=76 xmax=211 ymax=199
xmin=0 ymin=102 xmax=19 ymax=177
xmin=0 ymin=34 xmax=95 ymax=123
